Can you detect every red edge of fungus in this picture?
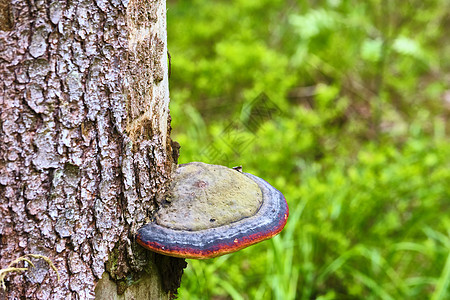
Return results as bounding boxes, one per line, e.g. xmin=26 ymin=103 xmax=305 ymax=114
xmin=136 ymin=196 xmax=289 ymax=259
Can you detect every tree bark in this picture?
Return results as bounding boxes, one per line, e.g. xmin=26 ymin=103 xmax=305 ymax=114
xmin=0 ymin=0 xmax=179 ymax=298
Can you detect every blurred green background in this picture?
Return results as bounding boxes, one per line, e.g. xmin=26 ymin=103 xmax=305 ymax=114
xmin=166 ymin=0 xmax=450 ymax=299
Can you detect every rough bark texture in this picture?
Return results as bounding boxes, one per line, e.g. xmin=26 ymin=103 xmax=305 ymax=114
xmin=0 ymin=0 xmax=178 ymax=298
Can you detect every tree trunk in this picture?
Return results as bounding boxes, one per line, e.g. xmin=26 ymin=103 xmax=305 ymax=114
xmin=0 ymin=0 xmax=181 ymax=298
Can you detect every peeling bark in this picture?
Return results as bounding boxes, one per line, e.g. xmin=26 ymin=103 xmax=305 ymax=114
xmin=0 ymin=0 xmax=179 ymax=298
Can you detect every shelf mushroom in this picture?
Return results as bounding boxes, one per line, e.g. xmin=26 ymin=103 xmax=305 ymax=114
xmin=136 ymin=162 xmax=288 ymax=259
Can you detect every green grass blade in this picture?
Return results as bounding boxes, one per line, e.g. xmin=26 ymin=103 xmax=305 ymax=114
xmin=431 ymin=252 xmax=450 ymax=300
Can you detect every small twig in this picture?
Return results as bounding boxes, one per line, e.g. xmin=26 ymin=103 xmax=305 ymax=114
xmin=0 ymin=254 xmax=60 ymax=290
xmin=0 ymin=267 xmax=28 ymax=290
xmin=9 ymin=257 xmax=35 ymax=269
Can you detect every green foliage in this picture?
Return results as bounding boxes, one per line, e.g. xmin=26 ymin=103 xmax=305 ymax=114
xmin=167 ymin=0 xmax=450 ymax=299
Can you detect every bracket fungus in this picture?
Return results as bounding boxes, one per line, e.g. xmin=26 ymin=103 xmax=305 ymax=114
xmin=136 ymin=162 xmax=288 ymax=259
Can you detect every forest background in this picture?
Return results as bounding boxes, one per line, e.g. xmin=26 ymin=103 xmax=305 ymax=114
xmin=166 ymin=0 xmax=450 ymax=299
